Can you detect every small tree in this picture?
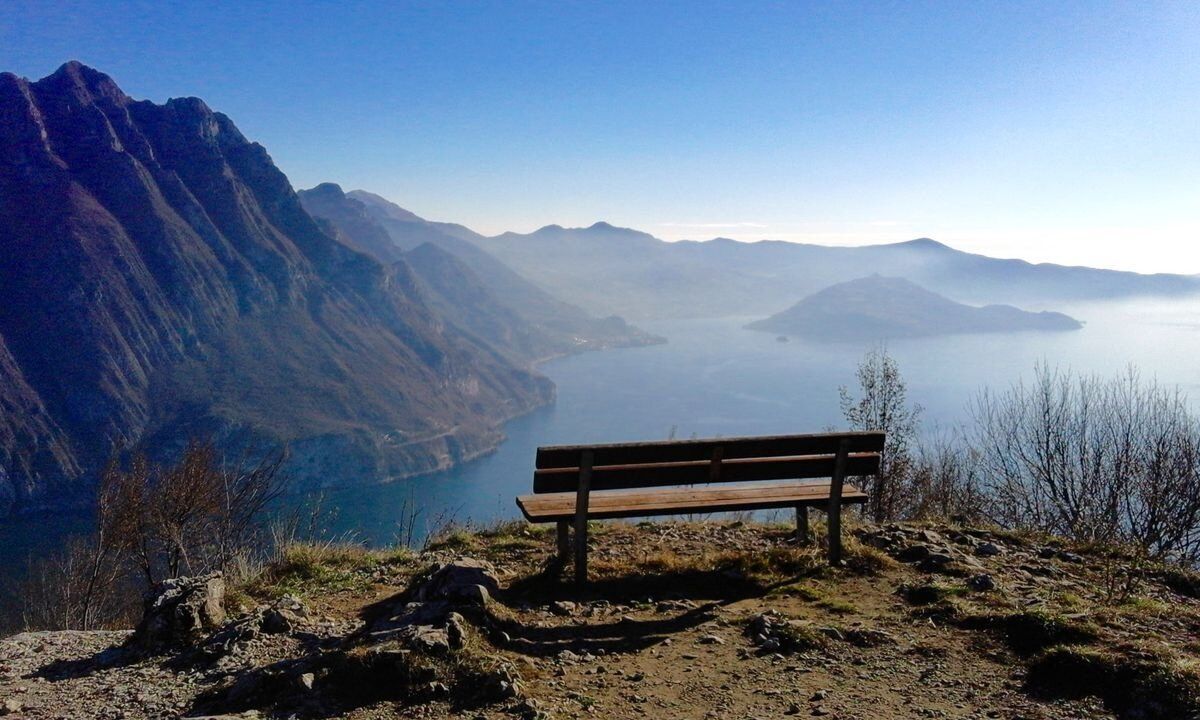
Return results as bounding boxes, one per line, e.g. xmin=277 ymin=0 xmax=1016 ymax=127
xmin=840 ymin=345 xmax=922 ymax=522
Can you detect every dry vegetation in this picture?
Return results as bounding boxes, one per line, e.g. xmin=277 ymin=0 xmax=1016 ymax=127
xmin=4 ymin=518 xmax=1200 ymax=719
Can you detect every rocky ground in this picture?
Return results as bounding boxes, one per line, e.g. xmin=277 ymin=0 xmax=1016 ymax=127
xmin=2 ymin=520 xmax=1199 ymax=720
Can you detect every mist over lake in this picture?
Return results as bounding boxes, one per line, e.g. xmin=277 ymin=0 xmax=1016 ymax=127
xmin=306 ymin=296 xmax=1200 ymax=546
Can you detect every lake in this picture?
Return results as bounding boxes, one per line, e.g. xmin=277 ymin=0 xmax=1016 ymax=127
xmin=304 ymin=296 xmax=1200 ymax=546
xmin=2 ymin=296 xmax=1198 ymax=573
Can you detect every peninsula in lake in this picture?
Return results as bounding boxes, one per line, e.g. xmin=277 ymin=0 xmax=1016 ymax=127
xmin=747 ymin=275 xmax=1083 ymax=340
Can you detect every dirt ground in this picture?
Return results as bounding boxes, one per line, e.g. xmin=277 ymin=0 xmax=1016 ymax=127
xmin=3 ymin=520 xmax=1198 ymax=720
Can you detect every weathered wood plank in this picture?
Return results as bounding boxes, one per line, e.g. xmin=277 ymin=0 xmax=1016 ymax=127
xmin=535 ymin=431 xmax=885 ymax=469
xmin=517 ymin=481 xmax=868 ymax=522
xmin=533 ymin=452 xmax=880 ymax=493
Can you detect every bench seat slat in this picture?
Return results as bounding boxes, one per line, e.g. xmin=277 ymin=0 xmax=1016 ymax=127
xmin=536 ymin=431 xmax=885 ymax=469
xmin=517 ymin=481 xmax=868 ymax=522
xmin=533 ymin=452 xmax=880 ymax=493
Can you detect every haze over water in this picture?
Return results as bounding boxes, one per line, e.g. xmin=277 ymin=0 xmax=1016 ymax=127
xmin=312 ymin=296 xmax=1200 ymax=545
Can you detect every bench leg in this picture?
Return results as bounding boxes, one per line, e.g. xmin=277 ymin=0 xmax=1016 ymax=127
xmin=573 ymin=450 xmax=594 ymax=587
xmin=556 ymin=521 xmax=570 ymax=565
xmin=573 ymin=517 xmax=588 ymax=586
xmin=827 ymin=439 xmax=850 ymax=566
xmin=795 ymin=505 xmax=809 ymax=545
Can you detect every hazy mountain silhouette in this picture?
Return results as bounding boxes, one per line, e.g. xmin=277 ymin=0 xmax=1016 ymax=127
xmin=0 ymin=62 xmax=552 ymax=515
xmin=475 ymin=228 xmax=1200 ymax=320
xmin=747 ymin=275 xmax=1082 ymax=340
xmin=300 ymin=186 xmax=662 ymax=363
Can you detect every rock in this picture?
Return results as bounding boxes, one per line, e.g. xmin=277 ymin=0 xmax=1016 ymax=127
xmin=297 ymin=672 xmax=315 ymax=691
xmin=550 ymin=600 xmax=576 ymax=616
xmin=412 ymin=558 xmax=501 ymax=607
xmin=699 ymin=634 xmax=726 ymax=645
xmin=917 ymin=553 xmax=955 ymax=573
xmin=512 ymin=697 xmax=544 ymax=719
xmin=261 ymin=595 xmax=308 ymax=634
xmin=975 ymin=542 xmax=1003 ymax=557
xmin=132 ymin=573 xmax=226 ymax=650
xmin=0 ymin=699 xmax=23 ymax=715
xmin=968 ymin=574 xmax=996 ymax=592
xmin=484 ymin=664 xmax=522 ymax=700
xmin=918 ymin=529 xmax=945 ymax=545
xmin=446 ymin=611 xmax=467 ymax=649
xmin=898 ymin=544 xmax=932 ymax=562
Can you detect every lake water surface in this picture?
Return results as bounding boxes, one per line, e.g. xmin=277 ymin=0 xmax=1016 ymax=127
xmin=307 ymin=297 xmax=1200 ymax=545
xmin=3 ymin=297 xmax=1198 ymax=573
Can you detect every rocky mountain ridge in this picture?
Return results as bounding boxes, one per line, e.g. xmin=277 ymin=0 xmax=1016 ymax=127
xmin=0 ymin=62 xmax=552 ymax=515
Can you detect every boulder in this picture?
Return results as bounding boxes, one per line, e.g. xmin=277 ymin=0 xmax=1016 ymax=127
xmin=411 ymin=558 xmax=500 ymax=607
xmin=132 ymin=573 xmax=226 ymax=650
xmin=975 ymin=542 xmax=1003 ymax=557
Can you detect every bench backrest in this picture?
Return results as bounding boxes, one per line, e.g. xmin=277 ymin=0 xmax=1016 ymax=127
xmin=533 ymin=431 xmax=884 ymax=494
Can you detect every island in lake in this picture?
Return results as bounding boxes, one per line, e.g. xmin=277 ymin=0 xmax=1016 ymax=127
xmin=747 ymin=275 xmax=1083 ymax=340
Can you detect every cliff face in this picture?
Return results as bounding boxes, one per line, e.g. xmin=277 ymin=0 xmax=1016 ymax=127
xmin=0 ymin=62 xmax=553 ymax=514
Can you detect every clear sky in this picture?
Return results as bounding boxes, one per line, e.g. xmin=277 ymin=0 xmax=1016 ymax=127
xmin=2 ymin=1 xmax=1198 ymax=273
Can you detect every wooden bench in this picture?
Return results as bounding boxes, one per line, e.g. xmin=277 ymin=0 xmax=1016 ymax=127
xmin=515 ymin=431 xmax=884 ymax=584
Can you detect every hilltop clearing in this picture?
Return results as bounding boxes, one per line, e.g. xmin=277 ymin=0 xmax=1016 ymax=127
xmin=3 ymin=520 xmax=1199 ymax=719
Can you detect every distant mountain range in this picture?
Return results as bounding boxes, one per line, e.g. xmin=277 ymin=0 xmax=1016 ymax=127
xmin=0 ymin=63 xmax=556 ymax=515
xmin=298 ymin=184 xmax=662 ymax=366
xmin=747 ymin=276 xmax=1083 ymax=340
xmin=473 ymin=227 xmax=1200 ymax=320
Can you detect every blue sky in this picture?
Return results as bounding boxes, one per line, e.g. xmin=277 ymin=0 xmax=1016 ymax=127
xmin=2 ymin=1 xmax=1198 ymax=272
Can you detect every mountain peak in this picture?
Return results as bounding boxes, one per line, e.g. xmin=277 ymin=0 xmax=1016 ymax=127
xmin=588 ymin=221 xmax=615 ymax=231
xmin=308 ymin=182 xmax=347 ymax=198
xmin=39 ymin=60 xmax=128 ymax=104
xmin=897 ymin=238 xmax=950 ymax=251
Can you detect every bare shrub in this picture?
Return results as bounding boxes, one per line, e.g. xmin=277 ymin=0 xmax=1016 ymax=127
xmin=972 ymin=365 xmax=1200 ymax=563
xmin=906 ymin=428 xmax=988 ymax=522
xmin=110 ymin=439 xmax=287 ymax=585
xmin=840 ymin=345 xmax=922 ymax=522
xmin=20 ymin=439 xmax=287 ymax=630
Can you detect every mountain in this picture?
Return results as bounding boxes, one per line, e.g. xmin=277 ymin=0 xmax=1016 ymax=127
xmin=299 ymin=185 xmax=662 ymax=364
xmin=403 ymin=242 xmax=569 ymax=364
xmin=747 ymin=275 xmax=1083 ymax=340
xmin=0 ymin=62 xmax=553 ymax=516
xmin=473 ymin=227 xmax=1200 ymax=320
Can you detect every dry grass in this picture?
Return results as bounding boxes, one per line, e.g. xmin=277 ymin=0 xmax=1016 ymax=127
xmin=241 ymin=541 xmax=414 ymax=600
